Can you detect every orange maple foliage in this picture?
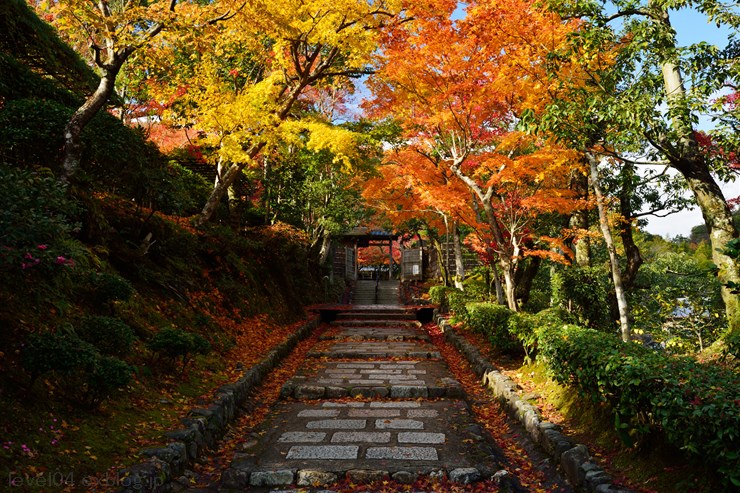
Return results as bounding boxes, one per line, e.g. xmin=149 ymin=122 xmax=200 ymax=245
xmin=364 ymin=0 xmax=591 ymax=310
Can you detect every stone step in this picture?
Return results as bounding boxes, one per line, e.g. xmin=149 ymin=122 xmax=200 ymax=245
xmin=307 ymin=341 xmax=441 ymax=359
xmin=335 ymin=312 xmax=416 ymax=321
xmin=331 ymin=319 xmax=419 ymax=328
xmin=281 ymin=360 xmax=464 ymax=400
xmin=220 ymin=400 xmax=499 ymax=489
xmin=320 ymin=329 xmax=429 ymax=343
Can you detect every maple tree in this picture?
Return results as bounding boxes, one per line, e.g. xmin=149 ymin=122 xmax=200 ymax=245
xmin=362 ymin=145 xmax=473 ymax=288
xmin=364 ymin=0 xmax=587 ymax=310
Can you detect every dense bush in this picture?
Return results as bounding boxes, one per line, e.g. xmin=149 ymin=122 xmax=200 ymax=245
xmin=83 ymin=355 xmax=133 ymax=406
xmin=21 ymin=332 xmax=96 ymax=382
xmin=506 ymin=312 xmax=538 ymax=361
xmin=21 ymin=331 xmax=132 ymax=407
xmin=147 ymin=327 xmax=211 ymax=371
xmin=0 ymin=99 xmax=69 ymax=166
xmin=551 ymin=266 xmax=610 ymax=328
xmin=537 ymin=324 xmax=740 ymax=488
xmin=89 ymin=272 xmax=135 ymax=307
xmin=464 ymin=302 xmax=520 ymax=352
xmin=153 ymin=162 xmax=212 ymax=216
xmin=446 ymin=289 xmax=469 ymax=322
xmin=77 ymin=315 xmax=136 ymax=357
xmin=429 ymin=285 xmax=466 ymax=313
xmin=0 ymin=166 xmax=78 ymax=270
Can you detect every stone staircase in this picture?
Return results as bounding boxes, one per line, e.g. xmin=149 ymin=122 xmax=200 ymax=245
xmin=219 ymin=307 xmax=505 ymax=491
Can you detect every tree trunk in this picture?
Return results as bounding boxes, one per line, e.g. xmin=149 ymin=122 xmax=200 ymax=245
xmin=318 ymin=231 xmax=332 ymax=266
xmin=196 ymin=142 xmax=265 ymax=226
xmin=61 ymin=67 xmax=121 ymax=183
xmin=653 ymin=5 xmax=740 ymax=333
xmin=480 ymin=201 xmax=519 ymax=311
xmin=515 ymin=256 xmax=541 ymax=307
xmin=618 ymin=162 xmax=643 ymax=289
xmin=681 ymin=163 xmax=740 ymax=333
xmin=492 ymin=262 xmax=507 ymax=305
xmin=216 ymin=156 xmax=239 ymax=220
xmin=430 ymin=235 xmax=449 ymax=286
xmin=449 ymin=160 xmax=519 ymax=310
xmin=452 ymin=221 xmax=465 ymax=290
xmin=569 ymin=171 xmax=591 ymax=266
xmin=589 ymin=154 xmax=631 ymax=341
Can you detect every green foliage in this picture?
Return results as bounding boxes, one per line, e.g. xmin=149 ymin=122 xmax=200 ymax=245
xmin=538 ymin=324 xmax=740 ymax=488
xmin=631 ymin=249 xmax=726 ymax=353
xmin=551 ymin=266 xmax=610 ymax=328
xmin=446 ymin=289 xmax=469 ymax=322
xmin=147 ymin=327 xmax=211 ymax=371
xmin=21 ymin=331 xmax=132 ymax=407
xmin=154 ymin=162 xmax=212 ymax=216
xmin=0 ymin=101 xmax=192 ymax=217
xmin=89 ymin=272 xmax=135 ymax=307
xmin=464 ymin=302 xmax=520 ymax=352
xmin=0 ymin=53 xmax=81 ymax=106
xmin=0 ymin=99 xmax=70 ymax=166
xmin=506 ymin=308 xmax=576 ymax=362
xmin=77 ymin=315 xmax=136 ymax=357
xmin=0 ymin=0 xmax=98 ymax=98
xmin=507 ymin=312 xmax=538 ymax=362
xmin=0 ymin=165 xmax=78 ymax=269
xmin=21 ymin=332 xmax=97 ymax=380
xmin=83 ymin=355 xmax=133 ymax=406
xmin=429 ymin=285 xmax=458 ymax=312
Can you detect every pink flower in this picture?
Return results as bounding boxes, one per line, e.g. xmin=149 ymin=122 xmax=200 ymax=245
xmin=55 ymin=256 xmax=67 ymax=264
xmin=37 ymin=244 xmax=48 ymax=250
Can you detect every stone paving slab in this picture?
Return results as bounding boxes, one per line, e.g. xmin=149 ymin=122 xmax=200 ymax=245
xmin=320 ymin=326 xmax=429 ymax=342
xmin=221 ymin=400 xmax=500 ymax=489
xmin=335 ymin=311 xmax=417 ymax=321
xmin=330 ymin=319 xmax=420 ymax=329
xmin=281 ymin=360 xmax=464 ymax=399
xmin=307 ymin=341 xmax=441 ymax=359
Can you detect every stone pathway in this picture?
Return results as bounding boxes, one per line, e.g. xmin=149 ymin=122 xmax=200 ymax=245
xmin=218 ymin=306 xmax=511 ymax=491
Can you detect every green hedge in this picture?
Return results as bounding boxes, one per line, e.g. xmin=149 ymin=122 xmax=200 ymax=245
xmin=446 ymin=290 xmax=469 ymax=322
xmin=428 ymin=285 xmax=459 ymax=313
xmin=538 ymin=324 xmax=740 ymax=488
xmin=464 ymin=302 xmax=520 ymax=352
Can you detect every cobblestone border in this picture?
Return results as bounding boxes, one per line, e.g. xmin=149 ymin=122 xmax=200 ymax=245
xmin=117 ymin=317 xmax=320 ymax=493
xmin=436 ymin=314 xmax=635 ymax=493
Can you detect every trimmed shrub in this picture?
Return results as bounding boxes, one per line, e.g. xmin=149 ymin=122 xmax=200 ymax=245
xmin=446 ymin=289 xmax=469 ymax=322
xmin=21 ymin=331 xmax=132 ymax=407
xmin=147 ymin=327 xmax=211 ymax=371
xmin=83 ymin=355 xmax=133 ymax=406
xmin=429 ymin=285 xmax=455 ymax=313
xmin=507 ymin=312 xmax=538 ymax=361
xmin=537 ymin=324 xmax=740 ymax=488
xmin=507 ymin=308 xmax=574 ymax=362
xmin=77 ymin=315 xmax=136 ymax=357
xmin=551 ymin=266 xmax=610 ymax=328
xmin=21 ymin=332 xmax=96 ymax=382
xmin=89 ymin=272 xmax=135 ymax=307
xmin=465 ymin=302 xmax=520 ymax=353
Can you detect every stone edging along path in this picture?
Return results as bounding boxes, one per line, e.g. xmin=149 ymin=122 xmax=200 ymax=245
xmin=117 ymin=317 xmax=320 ymax=493
xmin=436 ymin=314 xmax=635 ymax=493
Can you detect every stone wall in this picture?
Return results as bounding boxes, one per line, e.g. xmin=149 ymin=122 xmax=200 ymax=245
xmin=436 ymin=314 xmax=635 ymax=493
xmin=116 ymin=317 xmax=319 ymax=493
